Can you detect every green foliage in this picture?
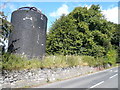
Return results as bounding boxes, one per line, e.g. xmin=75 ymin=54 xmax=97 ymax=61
xmin=0 ymin=12 xmax=12 ymax=39
xmin=117 ymin=47 xmax=120 ymax=63
xmin=0 ymin=55 xmax=2 ymax=70
xmin=2 ymin=53 xmax=42 ymax=70
xmin=111 ymin=24 xmax=120 ymax=63
xmin=42 ymin=55 xmax=68 ymax=68
xmin=105 ymin=49 xmax=118 ymax=65
xmin=81 ymin=56 xmax=106 ymax=67
xmin=81 ymin=56 xmax=96 ymax=67
xmin=1 ymin=5 xmax=118 ymax=70
xmin=111 ymin=24 xmax=120 ymax=47
xmin=46 ymin=5 xmax=115 ymax=58
xmin=42 ymin=55 xmax=84 ymax=68
xmin=46 ymin=15 xmax=78 ymax=55
xmin=0 ymin=12 xmax=12 ymax=54
xmin=66 ymin=55 xmax=83 ymax=67
xmin=2 ymin=53 xmax=101 ymax=70
xmin=2 ymin=52 xmax=117 ymax=70
xmin=46 ymin=4 xmax=119 ymax=66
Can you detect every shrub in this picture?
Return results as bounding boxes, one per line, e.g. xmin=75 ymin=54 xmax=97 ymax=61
xmin=105 ymin=49 xmax=118 ymax=65
xmin=66 ymin=55 xmax=83 ymax=67
xmin=81 ymin=56 xmax=97 ymax=67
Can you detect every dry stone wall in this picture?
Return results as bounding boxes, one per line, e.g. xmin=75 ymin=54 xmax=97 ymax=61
xmin=1 ymin=66 xmax=97 ymax=88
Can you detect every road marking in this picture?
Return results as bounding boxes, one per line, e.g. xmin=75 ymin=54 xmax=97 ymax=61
xmin=114 ymin=70 xmax=118 ymax=72
xmin=80 ymin=67 xmax=117 ymax=79
xmin=109 ymin=74 xmax=118 ymax=79
xmin=90 ymin=81 xmax=104 ymax=88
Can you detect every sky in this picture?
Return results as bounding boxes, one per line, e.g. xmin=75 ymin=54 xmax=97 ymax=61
xmin=0 ymin=1 xmax=119 ymax=49
xmin=0 ymin=1 xmax=119 ymax=31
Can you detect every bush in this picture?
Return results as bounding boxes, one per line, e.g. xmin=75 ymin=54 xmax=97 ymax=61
xmin=105 ymin=49 xmax=118 ymax=65
xmin=66 ymin=55 xmax=83 ymax=67
xmin=81 ymin=56 xmax=96 ymax=67
xmin=116 ymin=47 xmax=120 ymax=63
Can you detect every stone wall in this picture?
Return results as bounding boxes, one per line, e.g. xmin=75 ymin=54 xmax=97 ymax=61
xmin=1 ymin=66 xmax=97 ymax=88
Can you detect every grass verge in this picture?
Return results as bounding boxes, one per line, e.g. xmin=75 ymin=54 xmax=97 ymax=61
xmin=1 ymin=53 xmax=117 ymax=70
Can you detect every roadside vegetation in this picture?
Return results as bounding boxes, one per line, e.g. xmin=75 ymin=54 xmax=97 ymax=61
xmin=1 ymin=53 xmax=118 ymax=70
xmin=0 ymin=5 xmax=119 ymax=71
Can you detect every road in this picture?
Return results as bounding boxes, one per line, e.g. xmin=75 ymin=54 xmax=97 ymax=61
xmin=34 ymin=67 xmax=119 ymax=89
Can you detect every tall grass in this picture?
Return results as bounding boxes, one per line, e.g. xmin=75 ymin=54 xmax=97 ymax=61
xmin=2 ymin=54 xmax=87 ymax=70
xmin=42 ymin=55 xmax=67 ymax=68
xmin=105 ymin=49 xmax=118 ymax=65
xmin=81 ymin=56 xmax=96 ymax=67
xmin=1 ymin=52 xmax=117 ymax=70
xmin=2 ymin=53 xmax=42 ymax=70
xmin=42 ymin=55 xmax=85 ymax=68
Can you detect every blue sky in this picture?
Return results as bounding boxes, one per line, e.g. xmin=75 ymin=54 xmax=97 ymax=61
xmin=1 ymin=1 xmax=119 ymax=31
xmin=0 ymin=1 xmax=119 ymax=49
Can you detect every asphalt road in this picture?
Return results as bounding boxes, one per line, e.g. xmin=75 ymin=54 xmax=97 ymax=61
xmin=35 ymin=67 xmax=119 ymax=89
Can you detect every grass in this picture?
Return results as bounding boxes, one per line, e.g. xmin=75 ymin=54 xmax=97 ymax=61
xmin=1 ymin=53 xmax=42 ymax=70
xmin=1 ymin=53 xmax=117 ymax=70
xmin=42 ymin=55 xmax=86 ymax=68
xmin=42 ymin=55 xmax=68 ymax=68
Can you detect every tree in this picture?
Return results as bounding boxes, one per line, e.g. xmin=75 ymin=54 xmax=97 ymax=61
xmin=111 ymin=24 xmax=120 ymax=47
xmin=111 ymin=24 xmax=120 ymax=62
xmin=46 ymin=15 xmax=78 ymax=55
xmin=46 ymin=5 xmax=116 ymax=58
xmin=0 ymin=12 xmax=12 ymax=54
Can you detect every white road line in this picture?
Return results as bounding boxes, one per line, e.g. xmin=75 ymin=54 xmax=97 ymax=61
xmin=90 ymin=81 xmax=104 ymax=88
xmin=109 ymin=74 xmax=118 ymax=79
xmin=81 ymin=67 xmax=117 ymax=78
xmin=114 ymin=70 xmax=118 ymax=72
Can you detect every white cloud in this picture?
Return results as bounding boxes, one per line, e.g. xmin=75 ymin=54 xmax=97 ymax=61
xmin=50 ymin=4 xmax=69 ymax=17
xmin=85 ymin=5 xmax=91 ymax=9
xmin=78 ymin=4 xmax=91 ymax=9
xmin=102 ymin=7 xmax=118 ymax=24
xmin=78 ymin=4 xmax=118 ymax=24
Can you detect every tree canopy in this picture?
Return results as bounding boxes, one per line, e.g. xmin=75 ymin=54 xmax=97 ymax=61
xmin=46 ymin=5 xmax=118 ymax=58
